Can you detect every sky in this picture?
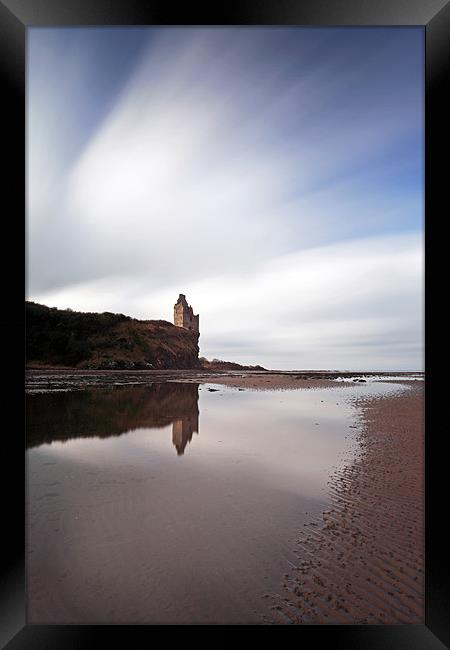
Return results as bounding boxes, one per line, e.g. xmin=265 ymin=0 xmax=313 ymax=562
xmin=27 ymin=27 xmax=424 ymax=371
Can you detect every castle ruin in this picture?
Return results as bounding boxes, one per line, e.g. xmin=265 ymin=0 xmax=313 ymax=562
xmin=174 ymin=294 xmax=199 ymax=333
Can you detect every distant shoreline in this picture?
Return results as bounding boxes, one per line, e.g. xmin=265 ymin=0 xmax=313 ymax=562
xmin=25 ymin=367 xmax=424 ymax=394
xmin=25 ymin=364 xmax=423 ymax=375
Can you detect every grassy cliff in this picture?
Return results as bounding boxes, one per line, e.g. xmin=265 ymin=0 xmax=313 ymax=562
xmin=26 ymin=301 xmax=200 ymax=370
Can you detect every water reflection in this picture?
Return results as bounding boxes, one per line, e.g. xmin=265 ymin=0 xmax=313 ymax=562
xmin=27 ymin=380 xmax=413 ymax=624
xmin=26 ymin=382 xmax=200 ymax=455
xmin=172 ymin=414 xmax=199 ymax=455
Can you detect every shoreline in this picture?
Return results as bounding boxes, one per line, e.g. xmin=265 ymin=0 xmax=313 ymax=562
xmin=25 ymin=368 xmax=423 ymax=394
xmin=26 ymin=370 xmax=424 ymax=624
xmin=271 ymin=383 xmax=424 ymax=624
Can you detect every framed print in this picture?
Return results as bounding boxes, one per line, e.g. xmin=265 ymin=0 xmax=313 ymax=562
xmin=1 ymin=0 xmax=449 ymax=647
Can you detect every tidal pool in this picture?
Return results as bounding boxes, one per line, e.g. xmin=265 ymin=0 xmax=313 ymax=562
xmin=26 ymin=380 xmax=406 ymax=624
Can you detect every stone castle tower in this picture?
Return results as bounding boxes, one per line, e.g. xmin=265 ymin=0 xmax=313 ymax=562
xmin=174 ymin=294 xmax=199 ymax=333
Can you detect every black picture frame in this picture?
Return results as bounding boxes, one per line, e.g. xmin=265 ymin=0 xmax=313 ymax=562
xmin=1 ymin=0 xmax=448 ymax=647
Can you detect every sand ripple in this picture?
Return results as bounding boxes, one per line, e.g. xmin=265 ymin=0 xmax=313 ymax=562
xmin=273 ymin=385 xmax=424 ymax=624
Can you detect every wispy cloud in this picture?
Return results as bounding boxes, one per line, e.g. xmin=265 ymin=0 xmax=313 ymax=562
xmin=28 ymin=27 xmax=424 ymax=369
xmin=33 ymin=231 xmax=423 ymax=370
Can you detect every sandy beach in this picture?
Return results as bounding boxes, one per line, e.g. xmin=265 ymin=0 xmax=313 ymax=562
xmin=204 ymin=373 xmax=425 ymax=624
xmin=195 ymin=372 xmax=424 ymax=623
xmin=26 ymin=370 xmax=424 ymax=624
xmin=269 ymin=382 xmax=425 ymax=624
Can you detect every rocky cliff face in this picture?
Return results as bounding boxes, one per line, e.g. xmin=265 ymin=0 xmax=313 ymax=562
xmin=26 ymin=301 xmax=200 ymax=370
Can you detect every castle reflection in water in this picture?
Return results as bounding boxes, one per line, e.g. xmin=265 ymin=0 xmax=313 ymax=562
xmin=172 ymin=413 xmax=199 ymax=456
xmin=27 ymin=382 xmax=201 ymax=456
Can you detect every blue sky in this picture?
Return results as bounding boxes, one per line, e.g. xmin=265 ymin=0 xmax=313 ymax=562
xmin=27 ymin=27 xmax=424 ymax=370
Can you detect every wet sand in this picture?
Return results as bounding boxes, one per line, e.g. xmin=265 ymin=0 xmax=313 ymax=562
xmin=28 ymin=383 xmax=343 ymax=624
xmin=204 ymin=374 xmax=340 ymax=391
xmin=25 ymin=368 xmax=420 ymax=393
xmin=26 ymin=371 xmax=424 ymax=624
xmin=28 ymin=450 xmax=315 ymax=624
xmin=271 ymin=383 xmax=424 ymax=624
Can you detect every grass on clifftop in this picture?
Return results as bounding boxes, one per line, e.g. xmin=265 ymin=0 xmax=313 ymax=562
xmin=26 ymin=301 xmax=200 ymax=370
